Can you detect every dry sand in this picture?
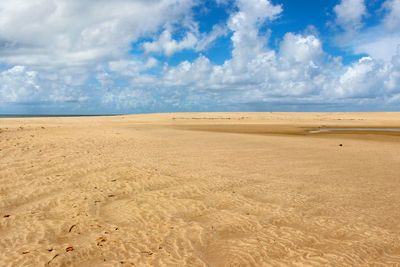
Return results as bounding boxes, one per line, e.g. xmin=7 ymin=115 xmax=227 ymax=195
xmin=1 ymin=112 xmax=400 ymax=266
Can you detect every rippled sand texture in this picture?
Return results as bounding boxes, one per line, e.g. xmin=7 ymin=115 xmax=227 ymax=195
xmin=1 ymin=112 xmax=400 ymax=266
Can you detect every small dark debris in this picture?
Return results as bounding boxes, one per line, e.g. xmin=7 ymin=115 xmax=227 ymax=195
xmin=66 ymin=246 xmax=74 ymax=252
xmin=48 ymin=248 xmax=53 ymax=252
xmin=22 ymin=251 xmax=30 ymax=254
xmin=339 ymin=144 xmax=343 ymax=147
xmin=115 ymin=227 xmax=119 ymax=231
xmin=108 ymin=194 xmax=115 ymax=198
xmin=3 ymin=214 xmax=10 ymax=218
xmin=47 ymin=254 xmax=59 ymax=265
xmin=68 ymin=224 xmax=76 ymax=233
xmin=159 ymin=246 xmax=163 ymax=250
xmin=111 ymin=179 xmax=117 ymax=182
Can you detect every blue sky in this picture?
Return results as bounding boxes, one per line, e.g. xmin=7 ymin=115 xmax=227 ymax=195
xmin=0 ymin=0 xmax=399 ymax=114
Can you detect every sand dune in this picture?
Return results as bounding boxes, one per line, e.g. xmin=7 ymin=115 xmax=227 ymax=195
xmin=1 ymin=112 xmax=400 ymax=266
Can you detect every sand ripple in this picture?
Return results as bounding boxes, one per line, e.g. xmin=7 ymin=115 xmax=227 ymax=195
xmin=1 ymin=113 xmax=400 ymax=266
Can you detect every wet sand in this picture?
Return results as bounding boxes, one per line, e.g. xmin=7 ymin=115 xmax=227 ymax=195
xmin=1 ymin=112 xmax=400 ymax=266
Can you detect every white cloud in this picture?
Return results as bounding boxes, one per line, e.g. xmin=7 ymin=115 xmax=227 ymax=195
xmin=97 ymin=0 xmax=399 ymax=110
xmin=352 ymin=33 xmax=400 ymax=61
xmin=0 ymin=0 xmax=399 ymax=112
xmin=0 ymin=66 xmax=88 ymax=104
xmin=0 ymin=0 xmax=198 ymax=109
xmin=383 ymin=0 xmax=400 ymax=31
xmin=102 ymin=87 xmax=155 ymax=110
xmin=334 ymin=0 xmax=400 ymax=61
xmin=143 ymin=24 xmax=227 ymax=56
xmin=163 ymin=55 xmax=214 ymax=87
xmin=0 ymin=0 xmax=197 ymax=67
xmin=280 ymin=33 xmax=323 ymax=63
xmin=227 ymin=0 xmax=282 ymax=70
xmin=196 ymin=24 xmax=229 ymax=51
xmin=153 ymin=0 xmax=324 ymax=100
xmin=334 ymin=0 xmax=366 ymax=32
xmin=154 ymin=31 xmax=400 ymax=107
xmin=335 ymin=57 xmax=385 ymax=97
xmin=108 ymin=57 xmax=158 ymax=76
xmin=143 ymin=30 xmax=198 ymax=56
xmin=0 ymin=66 xmax=41 ymax=102
xmin=385 ymin=51 xmax=400 ymax=92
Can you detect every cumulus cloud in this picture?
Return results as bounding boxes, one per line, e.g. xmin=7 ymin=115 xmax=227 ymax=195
xmin=383 ymin=0 xmax=400 ymax=31
xmin=0 ymin=66 xmax=88 ymax=104
xmin=334 ymin=0 xmax=400 ymax=61
xmin=93 ymin=0 xmax=400 ymax=110
xmin=334 ymin=0 xmax=366 ymax=32
xmin=149 ymin=0 xmax=400 ymax=109
xmin=335 ymin=57 xmax=386 ymax=97
xmin=0 ymin=66 xmax=41 ymax=103
xmin=0 ymin=0 xmax=197 ymax=67
xmin=143 ymin=24 xmax=227 ymax=56
xmin=352 ymin=33 xmax=400 ymax=61
xmin=228 ymin=0 xmax=282 ymax=69
xmin=0 ymin=0 xmax=197 ymax=110
xmin=143 ymin=30 xmax=198 ymax=56
xmin=153 ymin=0 xmax=327 ymax=102
xmin=280 ymin=33 xmax=323 ymax=63
xmin=0 ymin=0 xmax=399 ymax=113
xmin=108 ymin=57 xmax=159 ymax=77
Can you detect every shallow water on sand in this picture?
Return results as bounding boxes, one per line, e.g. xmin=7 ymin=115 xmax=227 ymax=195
xmin=308 ymin=128 xmax=400 ymax=133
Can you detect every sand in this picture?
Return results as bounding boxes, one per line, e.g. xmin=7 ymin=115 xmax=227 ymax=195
xmin=1 ymin=112 xmax=400 ymax=266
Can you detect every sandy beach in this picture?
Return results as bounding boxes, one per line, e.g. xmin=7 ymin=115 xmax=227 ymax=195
xmin=1 ymin=112 xmax=400 ymax=266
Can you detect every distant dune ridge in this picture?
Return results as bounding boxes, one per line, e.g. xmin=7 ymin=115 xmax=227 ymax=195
xmin=1 ymin=112 xmax=400 ymax=266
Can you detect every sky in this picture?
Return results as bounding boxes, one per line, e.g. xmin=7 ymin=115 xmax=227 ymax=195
xmin=0 ymin=0 xmax=399 ymax=114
